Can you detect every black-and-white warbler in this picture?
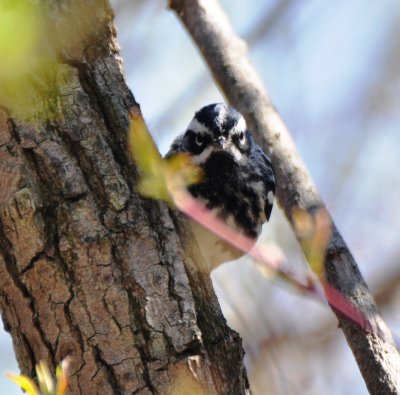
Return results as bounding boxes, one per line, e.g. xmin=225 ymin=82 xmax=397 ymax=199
xmin=166 ymin=103 xmax=276 ymax=271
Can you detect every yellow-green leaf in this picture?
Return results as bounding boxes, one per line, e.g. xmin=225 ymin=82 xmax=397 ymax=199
xmin=128 ymin=108 xmax=202 ymax=202
xmin=0 ymin=0 xmax=42 ymax=83
xmin=5 ymin=373 xmax=40 ymax=395
xmin=292 ymin=207 xmax=331 ymax=279
xmin=55 ymin=364 xmax=68 ymax=395
xmin=128 ymin=108 xmax=162 ymax=175
xmin=36 ymin=361 xmax=54 ymax=395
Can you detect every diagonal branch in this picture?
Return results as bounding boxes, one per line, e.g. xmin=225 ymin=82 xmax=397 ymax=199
xmin=168 ymin=0 xmax=400 ymax=393
xmin=152 ymin=0 xmax=294 ymax=134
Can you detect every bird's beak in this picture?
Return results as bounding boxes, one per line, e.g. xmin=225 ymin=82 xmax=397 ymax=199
xmin=214 ymin=136 xmax=227 ymax=149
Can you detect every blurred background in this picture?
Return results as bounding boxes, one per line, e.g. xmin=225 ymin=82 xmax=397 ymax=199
xmin=1 ymin=0 xmax=399 ymax=393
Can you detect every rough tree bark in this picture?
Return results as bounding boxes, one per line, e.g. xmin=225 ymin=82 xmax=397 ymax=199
xmin=168 ymin=1 xmax=400 ymax=394
xmin=0 ymin=1 xmax=248 ymax=394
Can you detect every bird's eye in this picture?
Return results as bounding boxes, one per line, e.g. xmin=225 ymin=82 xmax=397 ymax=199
xmin=239 ymin=131 xmax=245 ymax=142
xmin=195 ymin=134 xmax=204 ymax=145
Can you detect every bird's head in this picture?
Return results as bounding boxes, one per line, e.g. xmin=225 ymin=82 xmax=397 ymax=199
xmin=182 ymin=103 xmax=251 ymax=165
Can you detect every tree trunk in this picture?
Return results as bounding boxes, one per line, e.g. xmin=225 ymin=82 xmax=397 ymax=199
xmin=0 ymin=1 xmax=248 ymax=394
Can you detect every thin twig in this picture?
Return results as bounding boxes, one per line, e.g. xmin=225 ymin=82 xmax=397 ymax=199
xmin=172 ymin=188 xmax=371 ymax=331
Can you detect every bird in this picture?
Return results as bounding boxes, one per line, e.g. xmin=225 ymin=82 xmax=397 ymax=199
xmin=166 ymin=103 xmax=276 ymax=272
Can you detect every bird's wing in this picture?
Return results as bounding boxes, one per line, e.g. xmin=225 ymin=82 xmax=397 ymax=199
xmin=259 ymin=149 xmax=276 ymax=221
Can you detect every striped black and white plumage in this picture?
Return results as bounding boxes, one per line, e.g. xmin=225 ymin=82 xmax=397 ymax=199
xmin=166 ymin=103 xmax=276 ymax=271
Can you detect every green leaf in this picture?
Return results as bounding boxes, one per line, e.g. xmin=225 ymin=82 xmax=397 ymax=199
xmin=128 ymin=108 xmax=202 ymax=202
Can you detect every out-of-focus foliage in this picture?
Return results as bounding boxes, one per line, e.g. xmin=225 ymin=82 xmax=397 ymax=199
xmin=166 ymin=363 xmax=208 ymax=395
xmin=6 ymin=361 xmax=68 ymax=395
xmin=0 ymin=0 xmax=49 ymax=116
xmin=292 ymin=207 xmax=331 ymax=280
xmin=0 ymin=1 xmax=42 ymax=83
xmin=0 ymin=0 xmax=112 ymax=119
xmin=128 ymin=108 xmax=202 ymax=202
